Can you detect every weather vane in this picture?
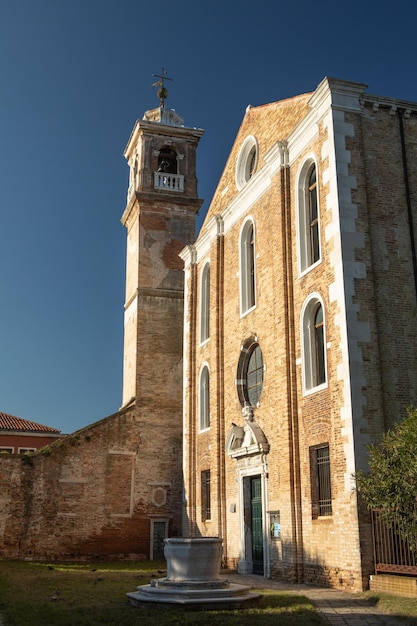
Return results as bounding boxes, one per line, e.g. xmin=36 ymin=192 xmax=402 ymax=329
xmin=152 ymin=66 xmax=173 ymax=108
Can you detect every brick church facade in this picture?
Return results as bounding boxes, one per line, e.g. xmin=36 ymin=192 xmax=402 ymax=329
xmin=1 ymin=77 xmax=417 ymax=592
xmin=181 ymin=77 xmax=417 ymax=591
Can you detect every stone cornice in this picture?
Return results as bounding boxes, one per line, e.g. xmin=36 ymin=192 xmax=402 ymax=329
xmin=179 ymin=244 xmax=196 ymax=267
xmin=360 ymin=93 xmax=417 ymax=115
xmin=121 ymin=192 xmax=204 ymax=229
xmin=124 ymin=287 xmax=184 ymax=311
xmin=124 ymin=119 xmax=204 ymax=159
xmin=132 ymin=191 xmax=204 ymax=210
xmin=138 ymin=287 xmax=184 ymax=300
xmin=120 ymin=193 xmax=137 ymax=228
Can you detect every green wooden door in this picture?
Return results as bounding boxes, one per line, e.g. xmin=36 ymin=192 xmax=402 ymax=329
xmin=250 ymin=476 xmax=264 ymax=575
xmin=152 ymin=521 xmax=166 ymax=560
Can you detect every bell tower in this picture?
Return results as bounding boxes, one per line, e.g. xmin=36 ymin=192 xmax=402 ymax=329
xmin=121 ymin=71 xmax=204 ymax=422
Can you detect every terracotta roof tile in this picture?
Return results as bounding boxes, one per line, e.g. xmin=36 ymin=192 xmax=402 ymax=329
xmin=0 ymin=412 xmax=61 ymax=433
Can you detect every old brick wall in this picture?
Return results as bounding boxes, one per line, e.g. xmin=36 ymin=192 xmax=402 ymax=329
xmin=350 ymin=103 xmax=417 ymax=432
xmin=0 ymin=404 xmax=182 ymax=561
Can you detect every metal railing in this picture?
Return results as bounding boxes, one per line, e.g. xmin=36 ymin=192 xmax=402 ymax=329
xmin=372 ymin=509 xmax=417 ymax=574
xmin=125 ymin=173 xmax=185 ymax=201
xmin=154 ymin=172 xmax=184 ymax=192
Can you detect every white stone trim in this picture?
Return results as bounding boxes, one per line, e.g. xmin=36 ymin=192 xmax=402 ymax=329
xmin=323 ymin=105 xmax=370 ymax=491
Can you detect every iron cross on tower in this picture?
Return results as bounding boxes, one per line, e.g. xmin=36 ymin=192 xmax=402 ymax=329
xmin=152 ymin=66 xmax=173 ymax=108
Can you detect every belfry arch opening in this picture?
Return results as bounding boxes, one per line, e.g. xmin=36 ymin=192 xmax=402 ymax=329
xmin=158 ymin=147 xmax=178 ymax=174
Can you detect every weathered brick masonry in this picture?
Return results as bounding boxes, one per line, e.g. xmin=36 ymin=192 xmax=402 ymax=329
xmin=0 ymin=405 xmax=182 ymax=560
xmin=181 ymin=78 xmax=417 ymax=591
xmin=2 ymin=78 xmax=417 ymax=593
xmin=0 ymin=102 xmax=203 ymax=562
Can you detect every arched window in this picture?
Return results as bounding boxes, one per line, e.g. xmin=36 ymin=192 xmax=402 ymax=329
xmin=200 ymin=263 xmax=210 ymax=343
xmin=236 ymin=135 xmax=258 ymax=190
xmin=297 ymin=159 xmax=321 ymax=273
xmin=236 ymin=339 xmax=264 ymax=407
xmin=199 ymin=365 xmax=210 ymax=431
xmin=313 ymin=304 xmax=325 ymax=386
xmin=240 ymin=219 xmax=256 ymax=314
xmin=302 ymin=295 xmax=327 ymax=392
xmin=157 ymin=147 xmax=177 ymax=174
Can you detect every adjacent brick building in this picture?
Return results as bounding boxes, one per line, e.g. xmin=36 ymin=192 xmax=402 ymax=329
xmin=181 ymin=77 xmax=417 ymax=591
xmin=0 ymin=412 xmax=62 ymax=454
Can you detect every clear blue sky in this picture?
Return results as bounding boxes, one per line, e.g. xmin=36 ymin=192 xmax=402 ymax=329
xmin=1 ymin=0 xmax=416 ymax=434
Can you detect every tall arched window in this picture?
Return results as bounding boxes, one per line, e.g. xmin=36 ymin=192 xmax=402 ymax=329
xmin=297 ymin=159 xmax=321 ymax=273
xmin=308 ymin=166 xmax=319 ymax=264
xmin=302 ymin=295 xmax=327 ymax=392
xmin=313 ymin=303 xmax=325 ymax=386
xmin=200 ymin=263 xmax=210 ymax=343
xmin=199 ymin=365 xmax=210 ymax=431
xmin=240 ymin=219 xmax=256 ymax=314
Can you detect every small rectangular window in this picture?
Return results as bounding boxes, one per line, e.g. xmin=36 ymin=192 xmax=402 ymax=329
xmin=310 ymin=444 xmax=332 ymax=517
xmin=0 ymin=447 xmax=14 ymax=454
xmin=201 ymin=470 xmax=211 ymax=521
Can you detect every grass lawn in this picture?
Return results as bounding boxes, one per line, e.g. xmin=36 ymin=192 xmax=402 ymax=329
xmin=362 ymin=591 xmax=417 ymax=623
xmin=0 ymin=560 xmax=322 ymax=625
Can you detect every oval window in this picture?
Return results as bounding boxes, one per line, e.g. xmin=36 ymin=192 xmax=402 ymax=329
xmin=236 ymin=340 xmax=264 ymax=407
xmin=236 ymin=136 xmax=258 ymax=190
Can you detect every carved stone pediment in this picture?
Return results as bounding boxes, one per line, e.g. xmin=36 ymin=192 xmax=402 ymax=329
xmin=225 ymin=410 xmax=269 ymax=459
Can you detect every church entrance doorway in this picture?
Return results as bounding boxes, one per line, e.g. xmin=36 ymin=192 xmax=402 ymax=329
xmin=240 ymin=473 xmax=265 ymax=575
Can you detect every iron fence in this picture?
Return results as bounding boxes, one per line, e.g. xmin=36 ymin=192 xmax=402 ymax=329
xmin=371 ymin=509 xmax=417 ymax=575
